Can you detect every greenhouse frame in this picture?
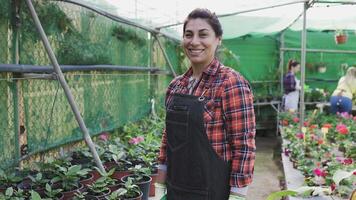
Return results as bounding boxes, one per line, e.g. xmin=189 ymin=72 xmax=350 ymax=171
xmin=0 ymin=0 xmax=355 ymax=199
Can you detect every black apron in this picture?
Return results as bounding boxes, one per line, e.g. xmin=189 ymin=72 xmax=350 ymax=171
xmin=165 ymin=81 xmax=231 ymax=200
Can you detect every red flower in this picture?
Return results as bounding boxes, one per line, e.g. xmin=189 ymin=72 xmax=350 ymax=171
xmin=293 ymin=117 xmax=299 ymax=123
xmin=330 ymin=183 xmax=336 ymax=191
xmin=322 ymin=123 xmax=332 ymax=129
xmin=313 ymin=168 xmax=327 ymax=177
xmin=317 ymin=139 xmax=324 ymax=145
xmin=309 ymin=124 xmax=318 ymax=129
xmin=343 ymin=158 xmax=353 ymax=165
xmin=303 ymin=121 xmax=310 ymax=127
xmin=296 ymin=133 xmax=304 ymax=139
xmin=282 ymin=120 xmax=289 ymax=126
xmin=336 ymin=124 xmax=349 ymax=135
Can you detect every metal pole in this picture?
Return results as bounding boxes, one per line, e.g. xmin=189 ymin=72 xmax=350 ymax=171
xmin=299 ymin=1 xmax=308 ymax=132
xmin=279 ymin=31 xmax=285 ymax=95
xmin=153 ymin=34 xmax=177 ymax=77
xmin=24 ymin=0 xmax=105 ymax=173
xmin=280 ymin=47 xmax=356 ymax=54
xmin=157 ymin=0 xmax=307 ymax=29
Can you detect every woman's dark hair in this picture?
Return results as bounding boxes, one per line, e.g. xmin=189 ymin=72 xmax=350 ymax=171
xmin=183 ymin=8 xmax=223 ymax=37
xmin=288 ymin=59 xmax=300 ymax=70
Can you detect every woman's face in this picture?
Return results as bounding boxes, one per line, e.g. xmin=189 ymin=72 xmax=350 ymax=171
xmin=294 ymin=64 xmax=301 ymax=73
xmin=183 ymin=18 xmax=221 ymax=68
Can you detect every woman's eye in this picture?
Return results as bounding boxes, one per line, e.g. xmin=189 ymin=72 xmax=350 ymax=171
xmin=184 ymin=34 xmax=192 ymax=38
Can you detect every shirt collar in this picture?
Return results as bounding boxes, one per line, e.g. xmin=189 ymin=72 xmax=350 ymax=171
xmin=182 ymin=58 xmax=220 ymax=79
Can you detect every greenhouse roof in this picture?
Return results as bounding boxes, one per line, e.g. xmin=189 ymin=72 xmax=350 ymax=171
xmin=61 ymin=0 xmax=356 ymax=39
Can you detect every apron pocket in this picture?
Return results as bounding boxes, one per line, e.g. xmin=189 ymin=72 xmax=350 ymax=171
xmin=166 ymin=109 xmax=189 ymax=151
xmin=167 ymin=182 xmax=209 ymax=200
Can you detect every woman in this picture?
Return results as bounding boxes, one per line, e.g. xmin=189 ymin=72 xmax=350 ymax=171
xmin=330 ymin=66 xmax=356 ymax=114
xmin=155 ymin=8 xmax=256 ymax=200
xmin=282 ymin=59 xmax=301 ymax=112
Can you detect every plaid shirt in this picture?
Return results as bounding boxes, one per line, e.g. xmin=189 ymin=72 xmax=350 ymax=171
xmin=158 ymin=58 xmax=256 ymax=188
xmin=283 ymin=71 xmax=296 ymax=94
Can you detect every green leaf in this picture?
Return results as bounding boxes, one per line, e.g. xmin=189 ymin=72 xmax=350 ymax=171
xmin=333 ymin=169 xmax=356 ymax=186
xmin=266 ymin=190 xmax=298 ymax=200
xmin=30 ymin=191 xmax=42 ymax=200
xmin=5 ymin=187 xmax=13 ymax=196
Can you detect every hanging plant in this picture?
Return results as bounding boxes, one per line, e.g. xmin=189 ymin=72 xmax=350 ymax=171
xmin=334 ymin=30 xmax=347 ymax=44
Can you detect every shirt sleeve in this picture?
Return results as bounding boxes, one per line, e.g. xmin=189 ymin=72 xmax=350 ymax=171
xmin=158 ymin=128 xmax=167 ymax=164
xmin=222 ymin=74 xmax=256 ymax=188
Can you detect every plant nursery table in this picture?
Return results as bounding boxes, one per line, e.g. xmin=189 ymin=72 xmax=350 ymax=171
xmin=280 ymin=131 xmax=347 ymax=200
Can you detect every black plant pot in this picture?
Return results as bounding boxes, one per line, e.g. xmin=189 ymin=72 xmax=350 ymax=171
xmin=121 ymin=174 xmax=152 ymax=200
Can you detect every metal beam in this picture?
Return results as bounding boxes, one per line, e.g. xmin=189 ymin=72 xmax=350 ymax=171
xmin=281 ymin=47 xmax=356 ymax=54
xmin=57 ymin=0 xmax=181 ymax=43
xmin=0 ymin=64 xmax=163 ymax=73
xmin=24 ymin=0 xmax=106 ymax=173
xmin=153 ymin=34 xmax=177 ymax=77
xmin=314 ymin=0 xmax=356 ymax=5
xmin=299 ymin=1 xmax=308 ymax=133
xmin=157 ymin=0 xmax=307 ymax=29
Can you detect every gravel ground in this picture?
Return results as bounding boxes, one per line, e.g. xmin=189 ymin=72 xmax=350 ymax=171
xmin=247 ymin=132 xmax=284 ymax=200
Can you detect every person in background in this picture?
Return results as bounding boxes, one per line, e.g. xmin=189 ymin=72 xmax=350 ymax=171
xmin=154 ymin=8 xmax=256 ymax=200
xmin=283 ymin=59 xmax=301 ymax=112
xmin=330 ymin=66 xmax=356 ymax=114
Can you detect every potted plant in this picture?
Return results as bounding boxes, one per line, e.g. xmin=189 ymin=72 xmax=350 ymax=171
xmin=93 ymin=167 xmax=121 ymax=193
xmin=43 ymin=183 xmax=64 ymax=199
xmin=334 ymin=30 xmax=347 ymax=44
xmin=51 ymin=165 xmax=87 ymax=199
xmin=121 ymin=165 xmax=152 ymax=200
xmin=0 ymin=187 xmax=28 ymax=199
xmin=108 ymin=178 xmax=142 ymax=200
xmin=0 ymin=169 xmax=23 ymax=193
xmin=85 ymin=178 xmax=111 ymax=200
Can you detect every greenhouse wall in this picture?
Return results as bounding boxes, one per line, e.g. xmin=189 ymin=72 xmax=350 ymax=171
xmin=0 ymin=0 xmax=180 ymax=168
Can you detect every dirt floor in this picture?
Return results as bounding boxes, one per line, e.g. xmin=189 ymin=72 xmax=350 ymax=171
xmin=246 ymin=131 xmax=284 ymax=200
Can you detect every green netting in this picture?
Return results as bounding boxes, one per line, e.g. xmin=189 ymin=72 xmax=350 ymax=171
xmin=0 ymin=75 xmax=19 ymax=168
xmin=223 ymin=35 xmax=280 ymax=99
xmin=22 ymin=72 xmax=152 ymax=153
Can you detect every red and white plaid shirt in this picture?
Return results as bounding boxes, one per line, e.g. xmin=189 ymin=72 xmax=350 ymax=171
xmin=158 ymin=58 xmax=256 ymax=188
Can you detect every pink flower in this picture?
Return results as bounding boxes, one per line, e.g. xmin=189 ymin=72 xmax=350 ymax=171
xmin=336 ymin=124 xmax=349 ymax=135
xmin=99 ymin=132 xmax=109 ymax=141
xmin=353 ymin=116 xmax=356 ymax=121
xmin=303 ymin=121 xmax=310 ymax=127
xmin=293 ymin=117 xmax=299 ymax=123
xmin=313 ymin=168 xmax=327 ymax=177
xmin=296 ymin=133 xmax=304 ymax=139
xmin=336 ymin=156 xmax=344 ymax=163
xmin=129 ymin=136 xmax=144 ymax=145
xmin=340 ymin=112 xmax=350 ymax=119
xmin=136 ymin=136 xmax=144 ymax=143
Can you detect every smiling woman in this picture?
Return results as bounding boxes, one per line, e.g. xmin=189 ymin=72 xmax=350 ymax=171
xmin=155 ymin=8 xmax=256 ymax=200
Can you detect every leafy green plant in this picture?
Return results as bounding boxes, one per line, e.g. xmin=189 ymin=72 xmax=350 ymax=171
xmin=43 ymin=183 xmax=62 ymax=199
xmin=108 ymin=178 xmax=141 ymax=200
xmin=0 ymin=187 xmax=28 ymax=200
xmin=51 ymin=165 xmax=90 ymax=191
xmin=86 ymin=178 xmax=110 ymax=196
xmin=0 ymin=169 xmax=23 ymax=188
